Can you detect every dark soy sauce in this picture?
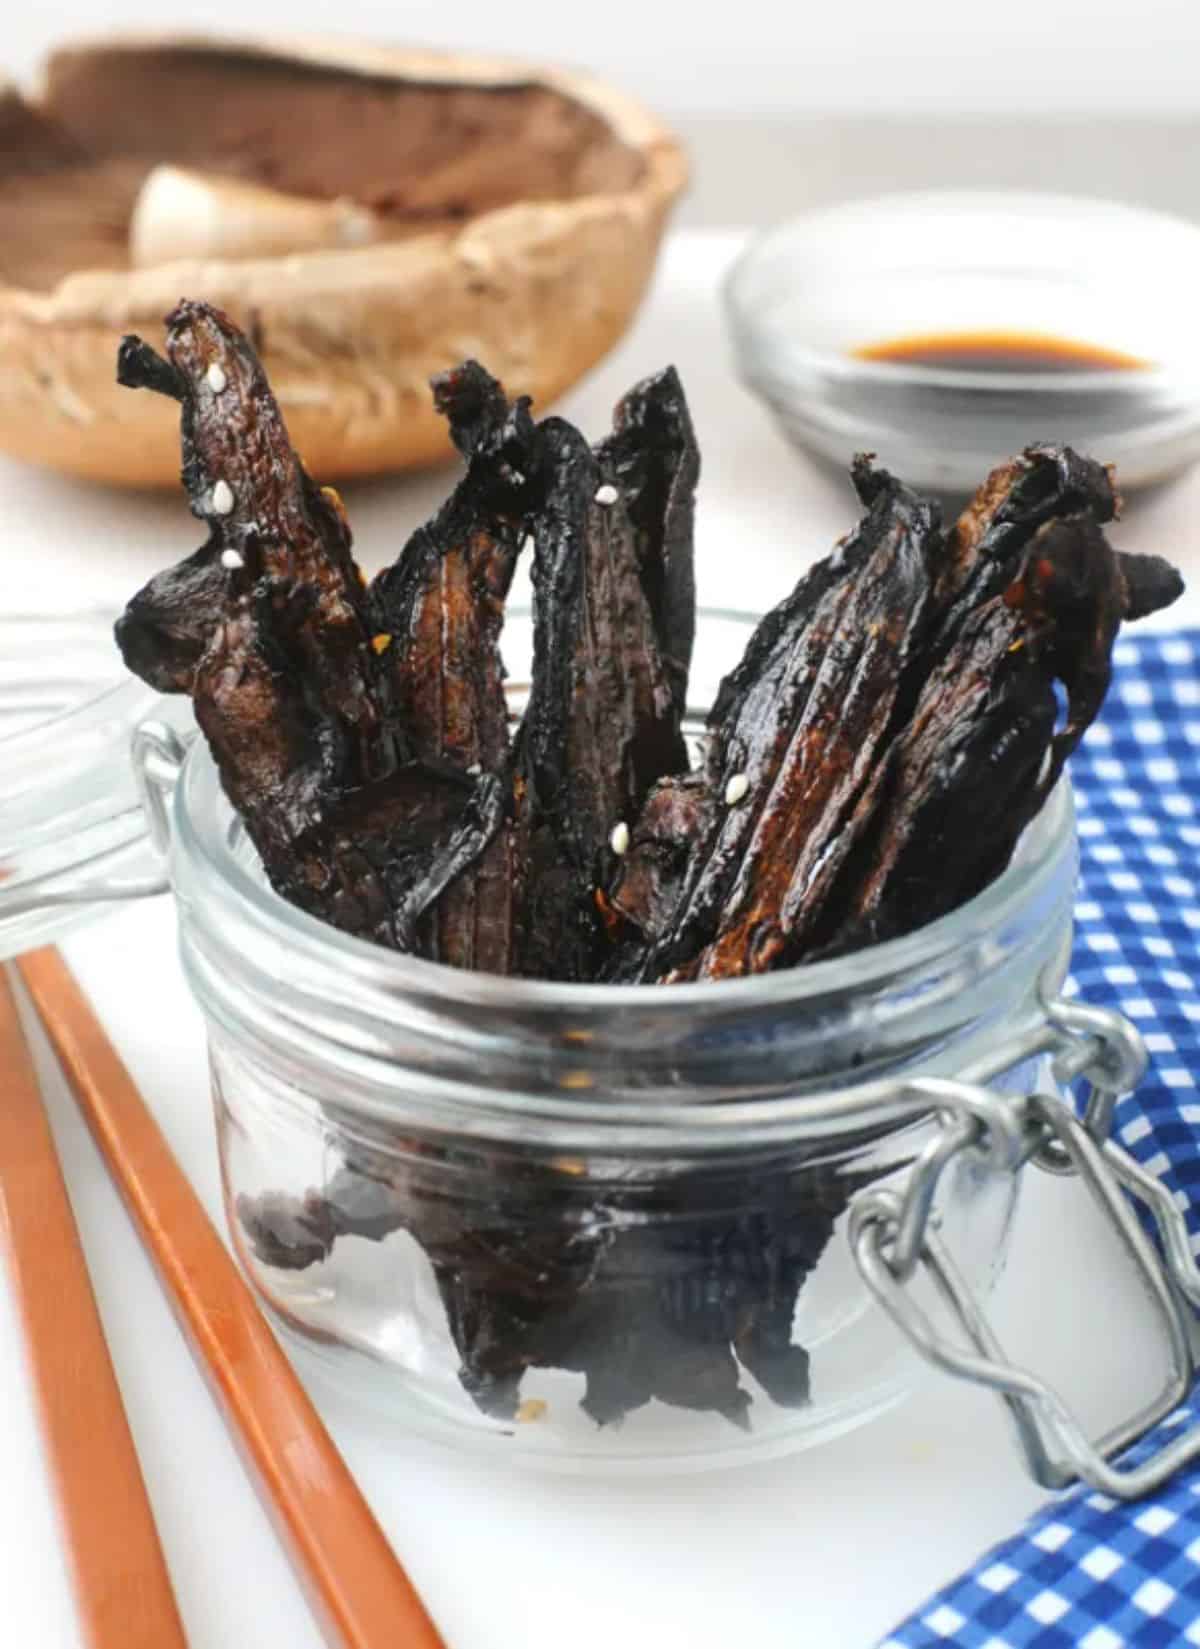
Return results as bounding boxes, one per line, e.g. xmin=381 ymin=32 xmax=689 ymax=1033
xmin=853 ymin=331 xmax=1150 ymax=374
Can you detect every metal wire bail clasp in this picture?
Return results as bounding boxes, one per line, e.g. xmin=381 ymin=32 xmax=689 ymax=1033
xmin=849 ymin=1000 xmax=1200 ymax=1500
xmin=131 ymin=718 xmax=188 ymax=861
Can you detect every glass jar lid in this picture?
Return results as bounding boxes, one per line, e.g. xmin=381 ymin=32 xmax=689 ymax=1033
xmin=0 ymin=611 xmax=188 ymax=959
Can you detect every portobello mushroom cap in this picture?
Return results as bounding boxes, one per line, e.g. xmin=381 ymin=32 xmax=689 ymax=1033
xmin=0 ymin=34 xmax=686 ymax=485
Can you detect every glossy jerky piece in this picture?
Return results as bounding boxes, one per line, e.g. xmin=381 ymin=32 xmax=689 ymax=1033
xmin=115 ymin=302 xmax=505 ymax=952
xmin=824 ymin=595 xmax=1058 ymax=946
xmin=547 ymin=1232 xmax=753 ymax=1430
xmin=368 ymin=361 xmax=536 ymax=971
xmin=237 ymin=1150 xmax=855 ymax=1428
xmin=117 ymin=302 xmax=392 ymax=793
xmin=435 ymin=1221 xmax=609 ymax=1420
xmin=515 ymin=407 xmax=693 ymax=979
xmin=114 ymin=534 xmax=232 ymax=695
xmin=593 ymin=365 xmax=700 ymax=704
xmin=189 ymin=595 xmax=475 ymax=947
xmin=1117 ymin=550 xmax=1185 ymax=622
xmin=603 ymin=774 xmax=713 ymax=968
xmin=115 ymin=305 xmax=395 ymax=830
xmin=1003 ymin=516 xmax=1180 ymax=759
xmin=823 ymin=512 xmax=1182 ymax=948
xmin=298 ymin=767 xmax=507 ymax=951
xmin=239 ymin=1150 xmax=611 ymax=1422
xmin=1017 ymin=514 xmax=1124 ymax=761
xmin=630 ymin=452 xmax=1180 ymax=976
xmin=936 ymin=442 xmax=1118 ymax=620
xmin=625 ymin=461 xmax=940 ymax=983
xmin=694 ymin=472 xmax=936 ymax=978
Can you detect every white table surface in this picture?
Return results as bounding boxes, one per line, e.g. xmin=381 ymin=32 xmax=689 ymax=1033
xmin=3 ymin=228 xmax=1199 ymax=1649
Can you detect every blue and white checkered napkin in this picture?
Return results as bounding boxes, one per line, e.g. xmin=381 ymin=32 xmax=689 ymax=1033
xmin=882 ymin=630 xmax=1200 ymax=1648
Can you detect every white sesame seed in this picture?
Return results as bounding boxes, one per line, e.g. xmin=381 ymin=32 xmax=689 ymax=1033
xmin=211 ymin=479 xmax=235 ymax=516
xmin=609 ymin=820 xmax=630 ymax=856
xmin=594 ymin=483 xmax=619 ymax=507
xmin=220 ymin=548 xmax=244 ymax=571
xmin=206 ymin=362 xmax=227 ymax=394
xmin=724 ymin=772 xmax=750 ymax=806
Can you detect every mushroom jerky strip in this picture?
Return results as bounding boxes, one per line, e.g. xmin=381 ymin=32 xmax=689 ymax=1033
xmin=514 ymin=368 xmax=699 ymax=980
xmin=607 ymin=459 xmax=941 ymax=981
xmin=116 ymin=303 xmax=510 ymax=949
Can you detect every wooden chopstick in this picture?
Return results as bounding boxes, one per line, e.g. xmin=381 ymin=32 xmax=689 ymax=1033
xmin=18 ymin=947 xmax=448 ymax=1649
xmin=0 ymin=966 xmax=189 ymax=1649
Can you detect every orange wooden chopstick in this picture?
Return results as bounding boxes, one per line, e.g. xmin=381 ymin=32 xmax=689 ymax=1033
xmin=0 ymin=966 xmax=189 ymax=1649
xmin=18 ymin=946 xmax=448 ymax=1649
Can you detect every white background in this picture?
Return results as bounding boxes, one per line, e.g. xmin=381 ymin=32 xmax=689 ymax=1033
xmin=5 ymin=0 xmax=1200 ymax=116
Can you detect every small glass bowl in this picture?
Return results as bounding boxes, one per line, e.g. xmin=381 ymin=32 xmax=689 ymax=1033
xmin=725 ymin=190 xmax=1200 ymax=497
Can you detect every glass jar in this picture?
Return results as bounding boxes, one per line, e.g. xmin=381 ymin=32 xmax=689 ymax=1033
xmin=163 ymin=609 xmax=1078 ymax=1473
xmin=2 ymin=609 xmax=1183 ymax=1486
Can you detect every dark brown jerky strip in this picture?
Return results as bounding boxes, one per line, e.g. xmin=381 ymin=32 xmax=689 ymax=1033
xmin=237 ymin=1148 xmax=858 ymax=1427
xmin=540 ymin=1225 xmax=753 ymax=1429
xmin=603 ymin=773 xmax=713 ymax=958
xmin=367 ymin=362 xmax=535 ymax=972
xmin=819 ymin=513 xmax=1181 ymax=949
xmin=182 ymin=591 xmax=477 ymax=945
xmin=1119 ymin=552 xmax=1185 ymax=621
xmin=114 ymin=304 xmax=503 ymax=950
xmin=573 ymin=1177 xmax=843 ymax=1425
xmin=648 ymin=1165 xmax=860 ymax=1414
xmin=240 ymin=1150 xmax=612 ymax=1422
xmin=943 ymin=441 xmax=1180 ymax=629
xmin=515 ymin=391 xmax=695 ymax=980
xmin=935 ymin=442 xmax=1118 ymax=618
xmin=117 ymin=302 xmax=393 ymax=789
xmin=593 ymin=365 xmax=700 ymax=705
xmin=818 ymin=592 xmax=1059 ymax=948
xmin=614 ymin=460 xmax=941 ymax=982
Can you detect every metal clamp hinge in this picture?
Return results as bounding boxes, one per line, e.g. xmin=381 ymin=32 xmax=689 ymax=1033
xmin=849 ymin=1001 xmax=1200 ymax=1500
xmin=130 ymin=719 xmax=188 ymax=861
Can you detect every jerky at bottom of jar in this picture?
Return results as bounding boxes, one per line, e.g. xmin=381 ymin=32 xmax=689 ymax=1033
xmin=237 ymin=1147 xmax=864 ymax=1428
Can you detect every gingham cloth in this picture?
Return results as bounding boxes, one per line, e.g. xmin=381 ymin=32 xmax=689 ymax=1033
xmin=883 ymin=630 xmax=1200 ymax=1649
